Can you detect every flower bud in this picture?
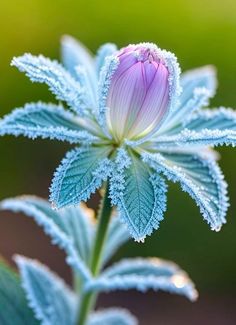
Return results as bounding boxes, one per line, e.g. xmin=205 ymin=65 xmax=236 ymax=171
xmin=106 ymin=43 xmax=170 ymax=141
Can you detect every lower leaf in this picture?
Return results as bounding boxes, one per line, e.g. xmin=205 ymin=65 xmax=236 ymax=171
xmin=15 ymin=256 xmax=77 ymax=325
xmin=88 ymin=308 xmax=138 ymax=325
xmin=0 ymin=258 xmax=38 ymax=325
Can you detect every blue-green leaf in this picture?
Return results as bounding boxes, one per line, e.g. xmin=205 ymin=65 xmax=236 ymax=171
xmin=15 ymin=256 xmax=77 ymax=325
xmin=102 ymin=258 xmax=183 ymax=278
xmin=97 ymin=55 xmax=119 ymax=136
xmin=86 ymin=257 xmax=198 ymax=301
xmin=61 ymin=35 xmax=96 ymax=85
xmin=158 ymin=107 xmax=236 ymax=142
xmin=11 ymin=54 xmax=89 ymax=115
xmin=183 ymin=107 xmax=236 ymax=131
xmin=143 ymin=151 xmax=229 ymax=231
xmin=155 ymin=128 xmax=236 ymax=148
xmin=88 ymin=308 xmax=138 ymax=325
xmin=110 ymin=149 xmax=167 ymax=242
xmin=50 ymin=146 xmax=113 ymax=208
xmin=0 ymin=259 xmax=38 ymax=325
xmin=95 ymin=43 xmax=118 ymax=75
xmin=160 ymin=88 xmax=210 ymax=135
xmin=0 ymin=196 xmax=92 ymax=280
xmin=180 ymin=65 xmax=217 ymax=98
xmin=0 ymin=102 xmax=97 ymax=144
xmin=159 ymin=66 xmax=217 ymax=133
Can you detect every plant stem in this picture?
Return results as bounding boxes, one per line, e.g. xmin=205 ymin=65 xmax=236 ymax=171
xmin=77 ymin=184 xmax=113 ymax=325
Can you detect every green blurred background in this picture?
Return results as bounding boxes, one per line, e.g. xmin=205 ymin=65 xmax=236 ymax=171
xmin=0 ymin=0 xmax=236 ymax=323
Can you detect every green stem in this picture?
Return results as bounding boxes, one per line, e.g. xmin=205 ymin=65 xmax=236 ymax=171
xmin=77 ymin=184 xmax=113 ymax=325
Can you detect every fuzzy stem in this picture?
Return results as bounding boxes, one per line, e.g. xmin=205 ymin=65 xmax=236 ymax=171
xmin=77 ymin=184 xmax=113 ymax=325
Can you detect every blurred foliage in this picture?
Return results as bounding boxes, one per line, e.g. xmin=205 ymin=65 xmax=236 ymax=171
xmin=0 ymin=0 xmax=236 ymax=292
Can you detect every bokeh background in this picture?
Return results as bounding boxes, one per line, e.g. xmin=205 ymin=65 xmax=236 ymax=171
xmin=0 ymin=0 xmax=236 ymax=324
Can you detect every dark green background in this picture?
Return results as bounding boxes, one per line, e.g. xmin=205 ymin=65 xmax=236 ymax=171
xmin=0 ymin=0 xmax=236 ymax=315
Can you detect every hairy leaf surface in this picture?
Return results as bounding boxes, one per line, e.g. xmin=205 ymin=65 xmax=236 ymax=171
xmin=88 ymin=308 xmax=138 ymax=325
xmin=0 ymin=259 xmax=38 ymax=325
xmin=110 ymin=149 xmax=167 ymax=241
xmin=0 ymin=196 xmax=92 ymax=280
xmin=143 ymin=151 xmax=228 ymax=231
xmin=12 ymin=54 xmax=89 ymax=115
xmin=0 ymin=102 xmax=96 ymax=144
xmin=86 ymin=257 xmax=198 ymax=301
xmin=15 ymin=256 xmax=77 ymax=325
xmin=50 ymin=146 xmax=112 ymax=208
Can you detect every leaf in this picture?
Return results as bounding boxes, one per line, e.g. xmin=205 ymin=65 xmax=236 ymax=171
xmin=0 ymin=102 xmax=97 ymax=144
xmin=0 ymin=258 xmax=38 ymax=325
xmin=50 ymin=146 xmax=113 ymax=208
xmin=61 ymin=35 xmax=96 ymax=85
xmin=143 ymin=151 xmax=229 ymax=231
xmin=183 ymin=107 xmax=236 ymax=131
xmin=110 ymin=149 xmax=167 ymax=242
xmin=15 ymin=256 xmax=77 ymax=325
xmin=155 ymin=128 xmax=236 ymax=148
xmin=11 ymin=54 xmax=89 ymax=115
xmin=180 ymin=65 xmax=217 ymax=98
xmin=97 ymin=54 xmax=119 ymax=136
xmin=60 ymin=204 xmax=95 ymax=263
xmin=95 ymin=43 xmax=117 ymax=75
xmin=160 ymin=88 xmax=210 ymax=135
xmin=159 ymin=107 xmax=236 ymax=138
xmin=102 ymin=257 xmax=183 ymax=278
xmin=88 ymin=308 xmax=138 ymax=325
xmin=102 ymin=215 xmax=130 ymax=266
xmin=159 ymin=66 xmax=217 ymax=133
xmin=0 ymin=196 xmax=92 ymax=280
xmin=85 ymin=257 xmax=198 ymax=301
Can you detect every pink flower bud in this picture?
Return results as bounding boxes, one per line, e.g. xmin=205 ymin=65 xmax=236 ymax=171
xmin=106 ymin=43 xmax=170 ymax=141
